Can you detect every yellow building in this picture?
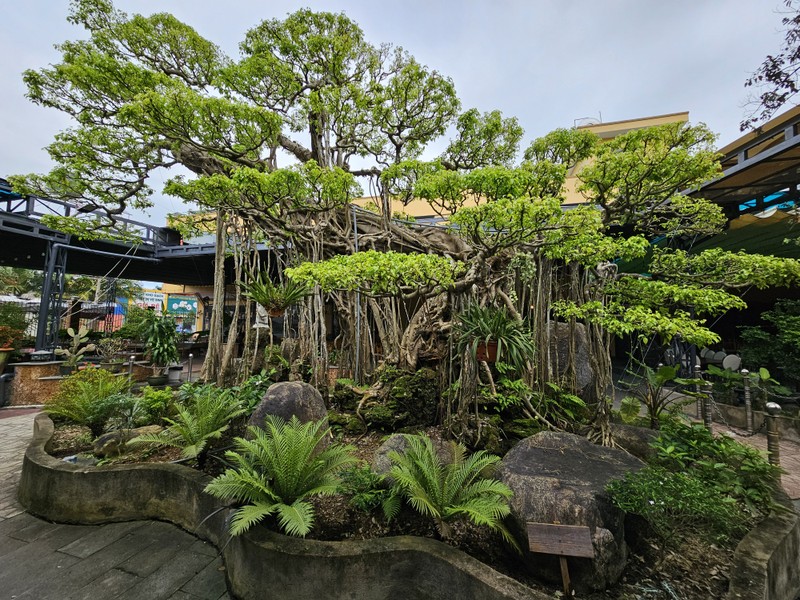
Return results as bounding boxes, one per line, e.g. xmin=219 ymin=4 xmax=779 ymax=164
xmin=352 ymin=112 xmax=690 ymax=218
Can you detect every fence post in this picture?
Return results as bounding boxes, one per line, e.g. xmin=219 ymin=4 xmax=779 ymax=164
xmin=741 ymin=369 xmax=753 ymax=433
xmin=695 ymin=361 xmax=703 ymax=419
xmin=702 ymin=381 xmax=713 ymax=432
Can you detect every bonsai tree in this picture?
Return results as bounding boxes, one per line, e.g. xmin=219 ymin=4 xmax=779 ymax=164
xmin=96 ymin=337 xmax=126 ymax=371
xmin=54 ymin=326 xmax=96 ymax=372
xmin=142 ymin=312 xmax=179 ymax=376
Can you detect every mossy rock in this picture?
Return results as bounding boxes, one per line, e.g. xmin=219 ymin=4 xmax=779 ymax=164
xmin=332 ymin=380 xmax=361 ymax=411
xmin=362 ymin=403 xmax=396 ymax=431
xmin=386 ymin=367 xmax=438 ymax=428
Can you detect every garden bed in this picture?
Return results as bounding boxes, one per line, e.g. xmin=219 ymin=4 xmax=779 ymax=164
xmin=19 ymin=414 xmax=800 ymax=599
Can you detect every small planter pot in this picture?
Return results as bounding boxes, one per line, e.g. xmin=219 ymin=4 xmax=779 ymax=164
xmin=146 ymin=374 xmax=168 ymax=386
xmin=475 ymin=340 xmax=498 ymax=363
xmin=59 ymin=364 xmax=78 ymax=376
xmin=167 ymin=365 xmax=183 ymax=384
xmin=100 ymin=361 xmax=124 ymax=374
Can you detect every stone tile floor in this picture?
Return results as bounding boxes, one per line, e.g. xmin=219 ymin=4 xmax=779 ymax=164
xmin=0 ymin=409 xmax=228 ymax=600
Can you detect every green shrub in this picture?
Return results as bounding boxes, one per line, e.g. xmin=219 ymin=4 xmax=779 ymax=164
xmin=607 ymin=466 xmax=747 ymax=546
xmin=45 ymin=367 xmax=132 ymax=437
xmin=388 ymin=434 xmax=518 ymax=550
xmin=231 ymin=373 xmax=273 ymax=412
xmin=204 ymin=416 xmax=357 ymax=537
xmin=129 ymin=384 xmax=246 ymax=465
xmin=337 ymin=463 xmax=398 ymax=518
xmin=653 ymin=421 xmax=780 ymax=516
xmin=138 ymin=386 xmax=175 ymax=422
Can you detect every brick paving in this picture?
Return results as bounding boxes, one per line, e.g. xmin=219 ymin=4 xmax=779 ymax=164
xmin=0 ymin=409 xmax=229 ymax=600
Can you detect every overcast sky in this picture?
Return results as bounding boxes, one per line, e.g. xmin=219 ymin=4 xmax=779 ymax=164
xmin=0 ymin=0 xmax=791 ymax=223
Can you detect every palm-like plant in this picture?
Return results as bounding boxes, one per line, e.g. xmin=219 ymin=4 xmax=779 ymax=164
xmin=454 ymin=304 xmax=535 ymax=373
xmin=388 ymin=434 xmax=519 ymax=551
xmin=240 ymin=272 xmax=310 ymax=316
xmin=128 ymin=385 xmax=246 ymax=464
xmin=204 ymin=415 xmax=357 ymax=537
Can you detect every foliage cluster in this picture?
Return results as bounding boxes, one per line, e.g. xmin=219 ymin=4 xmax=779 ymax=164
xmin=205 ymin=421 xmax=516 ymax=548
xmin=455 ymin=305 xmax=535 ymax=373
xmin=55 ymin=326 xmax=96 ymax=367
xmin=740 ymin=299 xmax=800 ymax=389
xmin=45 ymin=367 xmax=132 ymax=436
xmin=608 ymin=420 xmax=780 ymax=547
xmin=287 ymin=250 xmax=465 ymax=297
xmin=0 ymin=302 xmax=28 ymax=348
xmin=618 ymin=359 xmax=702 ymax=429
xmin=204 ymin=415 xmax=357 ymax=537
xmin=240 ymin=272 xmax=309 ymax=314
xmin=130 ymin=383 xmax=246 ymax=464
xmin=141 ymin=311 xmax=179 ymax=372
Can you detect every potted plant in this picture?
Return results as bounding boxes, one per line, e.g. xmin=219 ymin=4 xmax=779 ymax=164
xmin=96 ymin=337 xmax=126 ymax=373
xmin=54 ymin=326 xmax=96 ymax=376
xmin=142 ymin=312 xmax=179 ymax=385
xmin=241 ymin=272 xmax=310 ymax=317
xmin=454 ymin=305 xmax=536 ymax=372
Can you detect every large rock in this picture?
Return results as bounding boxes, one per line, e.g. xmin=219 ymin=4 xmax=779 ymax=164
xmin=548 ymin=321 xmax=595 ymax=398
xmin=93 ymin=425 xmax=163 ymax=458
xmin=248 ymin=381 xmax=328 ymax=430
xmin=497 ymin=431 xmax=644 ymax=591
xmin=372 ymin=434 xmax=455 ymax=483
xmin=609 ymin=423 xmax=658 ymax=461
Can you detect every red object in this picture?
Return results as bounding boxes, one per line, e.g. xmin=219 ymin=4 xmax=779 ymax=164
xmin=475 ymin=340 xmax=498 ymax=363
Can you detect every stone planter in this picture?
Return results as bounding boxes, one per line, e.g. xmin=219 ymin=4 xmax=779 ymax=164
xmin=18 ymin=414 xmax=546 ymax=600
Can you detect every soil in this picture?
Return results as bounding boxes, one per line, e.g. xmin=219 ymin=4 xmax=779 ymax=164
xmin=45 ymin=420 xmax=739 ymax=600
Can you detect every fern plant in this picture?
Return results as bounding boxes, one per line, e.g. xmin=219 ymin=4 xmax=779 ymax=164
xmin=388 ymin=434 xmax=518 ymax=551
xmin=128 ymin=385 xmax=246 ymax=465
xmin=204 ymin=415 xmax=357 ymax=537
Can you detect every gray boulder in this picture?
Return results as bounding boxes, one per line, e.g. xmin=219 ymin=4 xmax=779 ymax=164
xmin=248 ymin=381 xmax=328 ymax=431
xmin=609 ymin=423 xmax=658 ymax=461
xmin=372 ymin=434 xmax=455 ymax=482
xmin=548 ymin=321 xmax=595 ymax=397
xmin=93 ymin=425 xmax=163 ymax=458
xmin=497 ymin=431 xmax=644 ymax=591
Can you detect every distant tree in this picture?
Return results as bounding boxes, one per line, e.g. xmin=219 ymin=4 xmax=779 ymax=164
xmin=742 ymin=0 xmax=800 ymax=130
xmin=0 ymin=267 xmax=44 ymax=296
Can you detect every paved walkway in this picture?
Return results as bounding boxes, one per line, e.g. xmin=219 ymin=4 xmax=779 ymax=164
xmin=0 ymin=409 xmax=229 ymax=600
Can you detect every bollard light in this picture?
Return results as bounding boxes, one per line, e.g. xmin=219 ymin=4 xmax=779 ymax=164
xmin=741 ymin=369 xmax=753 ymax=433
xmin=128 ymin=354 xmax=135 ymax=378
xmin=188 ymin=353 xmax=194 ymax=382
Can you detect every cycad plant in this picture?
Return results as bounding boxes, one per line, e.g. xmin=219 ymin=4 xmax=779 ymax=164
xmin=204 ymin=415 xmax=357 ymax=537
xmin=388 ymin=434 xmax=518 ymax=551
xmin=129 ymin=384 xmax=246 ymax=465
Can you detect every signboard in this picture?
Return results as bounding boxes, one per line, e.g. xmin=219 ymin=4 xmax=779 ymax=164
xmin=527 ymin=523 xmax=594 ymax=558
xmin=134 ymin=291 xmax=165 ymax=313
xmin=166 ymin=295 xmax=199 ymax=315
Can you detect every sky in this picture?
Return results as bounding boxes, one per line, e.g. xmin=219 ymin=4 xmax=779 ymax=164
xmin=0 ymin=0 xmax=791 ymax=224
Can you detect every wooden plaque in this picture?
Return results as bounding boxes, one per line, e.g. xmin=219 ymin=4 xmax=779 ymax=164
xmin=527 ymin=523 xmax=594 ymax=559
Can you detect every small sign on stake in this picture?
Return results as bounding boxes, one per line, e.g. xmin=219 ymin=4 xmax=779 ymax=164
xmin=527 ymin=522 xmax=594 ymax=596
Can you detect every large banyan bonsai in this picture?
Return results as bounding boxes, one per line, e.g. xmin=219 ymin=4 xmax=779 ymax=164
xmin=12 ymin=1 xmax=800 ymax=443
